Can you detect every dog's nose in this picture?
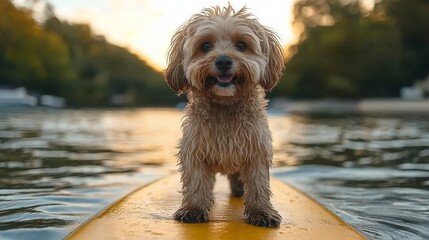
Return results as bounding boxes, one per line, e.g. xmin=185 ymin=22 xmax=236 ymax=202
xmin=215 ymin=56 xmax=233 ymax=72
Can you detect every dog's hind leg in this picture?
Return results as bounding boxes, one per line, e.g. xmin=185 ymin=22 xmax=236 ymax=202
xmin=228 ymin=172 xmax=244 ymax=197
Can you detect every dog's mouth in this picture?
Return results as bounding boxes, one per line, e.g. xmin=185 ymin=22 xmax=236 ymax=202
xmin=207 ymin=75 xmax=236 ymax=87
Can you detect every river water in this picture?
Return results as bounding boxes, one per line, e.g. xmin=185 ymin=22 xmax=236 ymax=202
xmin=0 ymin=108 xmax=428 ymax=239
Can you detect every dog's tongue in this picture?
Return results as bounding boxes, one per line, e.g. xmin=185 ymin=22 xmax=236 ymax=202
xmin=215 ymin=75 xmax=233 ymax=83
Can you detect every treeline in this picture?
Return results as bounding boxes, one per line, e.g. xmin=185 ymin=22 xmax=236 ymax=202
xmin=272 ymin=0 xmax=429 ymax=99
xmin=1 ymin=0 xmax=429 ymax=105
xmin=0 ymin=0 xmax=176 ymax=106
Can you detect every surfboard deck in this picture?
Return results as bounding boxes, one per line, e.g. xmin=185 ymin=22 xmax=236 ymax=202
xmin=67 ymin=174 xmax=367 ymax=240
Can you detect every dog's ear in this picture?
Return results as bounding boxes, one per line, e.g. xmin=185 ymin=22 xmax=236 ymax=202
xmin=165 ymin=26 xmax=190 ymax=94
xmin=259 ymin=28 xmax=285 ymax=92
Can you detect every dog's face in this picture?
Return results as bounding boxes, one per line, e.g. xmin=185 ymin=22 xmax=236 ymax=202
xmin=165 ymin=5 xmax=284 ymax=100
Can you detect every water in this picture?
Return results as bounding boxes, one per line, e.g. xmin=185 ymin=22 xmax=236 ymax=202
xmin=269 ymin=115 xmax=429 ymax=240
xmin=0 ymin=108 xmax=179 ymax=239
xmin=0 ymin=108 xmax=428 ymax=239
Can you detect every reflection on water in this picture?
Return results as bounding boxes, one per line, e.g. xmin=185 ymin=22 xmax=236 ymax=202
xmin=0 ymin=109 xmax=428 ymax=239
xmin=271 ymin=115 xmax=429 ymax=240
xmin=0 ymin=108 xmax=180 ymax=239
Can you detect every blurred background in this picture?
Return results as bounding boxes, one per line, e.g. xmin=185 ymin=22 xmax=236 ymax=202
xmin=1 ymin=0 xmax=428 ymax=107
xmin=1 ymin=0 xmax=429 ymax=240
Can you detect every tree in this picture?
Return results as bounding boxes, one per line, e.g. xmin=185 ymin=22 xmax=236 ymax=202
xmin=273 ymin=0 xmax=428 ymax=99
xmin=0 ymin=0 xmax=74 ymax=95
xmin=44 ymin=15 xmax=177 ymax=106
xmin=382 ymin=0 xmax=429 ymax=82
xmin=1 ymin=0 xmax=177 ymax=106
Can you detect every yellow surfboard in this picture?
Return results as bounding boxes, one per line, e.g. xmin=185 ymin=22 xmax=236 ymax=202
xmin=67 ymin=174 xmax=367 ymax=240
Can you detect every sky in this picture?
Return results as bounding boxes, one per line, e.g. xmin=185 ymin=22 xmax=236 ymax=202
xmin=43 ymin=0 xmax=298 ymax=71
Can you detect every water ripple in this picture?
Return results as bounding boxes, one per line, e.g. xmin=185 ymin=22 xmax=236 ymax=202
xmin=1 ymin=109 xmax=429 ymax=240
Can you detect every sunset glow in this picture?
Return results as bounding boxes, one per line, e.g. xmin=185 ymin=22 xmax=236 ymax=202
xmin=46 ymin=0 xmax=298 ymax=70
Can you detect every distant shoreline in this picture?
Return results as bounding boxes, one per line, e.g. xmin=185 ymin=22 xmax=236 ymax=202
xmin=271 ymin=98 xmax=429 ymax=114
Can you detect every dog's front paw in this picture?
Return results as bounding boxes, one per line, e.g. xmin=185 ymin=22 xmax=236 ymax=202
xmin=245 ymin=209 xmax=282 ymax=228
xmin=173 ymin=208 xmax=209 ymax=223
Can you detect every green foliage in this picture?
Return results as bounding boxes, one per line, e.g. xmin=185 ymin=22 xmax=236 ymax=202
xmin=0 ymin=0 xmax=74 ymax=96
xmin=275 ymin=0 xmax=429 ymax=99
xmin=0 ymin=0 xmax=176 ymax=106
xmin=44 ymin=16 xmax=177 ymax=106
xmin=3 ymin=0 xmax=428 ymax=103
xmin=384 ymin=0 xmax=429 ymax=82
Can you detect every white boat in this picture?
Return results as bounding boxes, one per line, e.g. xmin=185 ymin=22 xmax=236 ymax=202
xmin=0 ymin=87 xmax=37 ymax=107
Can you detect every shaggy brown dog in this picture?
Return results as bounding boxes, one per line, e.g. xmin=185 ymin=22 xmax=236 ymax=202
xmin=165 ymin=4 xmax=284 ymax=228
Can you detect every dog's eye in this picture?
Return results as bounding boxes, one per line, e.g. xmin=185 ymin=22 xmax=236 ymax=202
xmin=201 ymin=43 xmax=213 ymax=53
xmin=235 ymin=42 xmax=246 ymax=52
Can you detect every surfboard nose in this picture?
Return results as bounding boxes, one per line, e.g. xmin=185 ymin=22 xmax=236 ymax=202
xmin=66 ymin=174 xmax=367 ymax=240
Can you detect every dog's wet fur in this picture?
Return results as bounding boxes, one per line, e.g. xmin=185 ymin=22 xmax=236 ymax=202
xmin=165 ymin=4 xmax=284 ymax=228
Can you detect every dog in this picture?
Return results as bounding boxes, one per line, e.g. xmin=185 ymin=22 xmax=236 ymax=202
xmin=165 ymin=4 xmax=284 ymax=228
